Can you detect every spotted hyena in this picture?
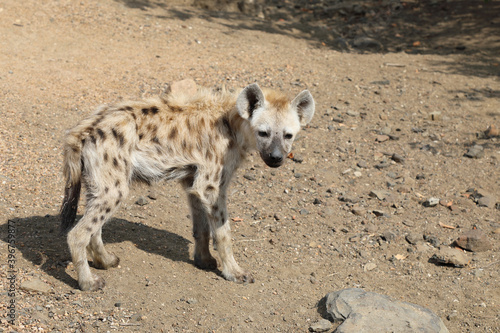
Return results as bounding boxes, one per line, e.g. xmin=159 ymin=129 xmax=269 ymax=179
xmin=60 ymin=82 xmax=315 ymax=291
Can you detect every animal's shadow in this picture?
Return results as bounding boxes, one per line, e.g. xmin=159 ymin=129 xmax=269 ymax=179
xmin=2 ymin=215 xmax=194 ymax=289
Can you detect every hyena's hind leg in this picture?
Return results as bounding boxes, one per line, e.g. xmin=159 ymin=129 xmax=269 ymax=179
xmin=68 ymin=177 xmax=129 ymax=291
xmin=188 ymin=193 xmax=218 ymax=270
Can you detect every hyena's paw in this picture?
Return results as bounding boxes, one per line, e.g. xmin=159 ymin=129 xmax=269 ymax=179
xmin=223 ymin=270 xmax=255 ymax=284
xmin=194 ymin=254 xmax=218 ymax=270
xmin=93 ymin=253 xmax=120 ymax=270
xmin=79 ymin=274 xmax=106 ymax=291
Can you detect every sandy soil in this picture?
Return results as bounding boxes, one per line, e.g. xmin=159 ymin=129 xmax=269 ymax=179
xmin=0 ymin=0 xmax=499 ymax=332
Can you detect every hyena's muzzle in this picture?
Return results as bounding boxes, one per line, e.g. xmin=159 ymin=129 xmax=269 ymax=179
xmin=259 ymin=137 xmax=286 ymax=168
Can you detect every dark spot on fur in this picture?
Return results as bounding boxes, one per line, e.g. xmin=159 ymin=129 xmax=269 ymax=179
xmin=104 ymin=152 xmax=109 ymax=162
xmin=206 ymin=185 xmax=215 ymax=192
xmin=185 ymin=118 xmax=192 ymax=131
xmin=89 ymin=135 xmax=96 ymax=144
xmin=139 ymin=133 xmax=144 ymax=140
xmin=97 ymin=128 xmax=106 ymax=141
xmin=228 ymin=139 xmax=236 ymax=149
xmin=100 ymin=215 xmax=105 ymax=221
xmin=104 ymin=187 xmax=109 ymax=193
xmin=86 ymin=226 xmax=92 ymax=232
xmin=169 ymin=127 xmax=178 ymax=140
xmin=131 ymin=112 xmax=137 ymax=120
xmin=142 ymin=108 xmax=149 ymax=115
xmin=205 ymin=150 xmax=213 ymax=161
xmin=115 ymin=180 xmax=120 ymax=187
xmin=125 ymin=106 xmax=133 ymax=111
xmin=151 ymin=106 xmax=159 ymax=114
xmin=205 ymin=174 xmax=210 ymax=180
xmin=92 ymin=217 xmax=98 ymax=223
xmin=112 ymin=128 xmax=125 ymax=147
xmin=113 ymin=158 xmax=119 ymax=168
xmin=152 ymin=136 xmax=160 ymax=144
xmin=156 ymin=146 xmax=162 ymax=154
xmin=105 ymin=207 xmax=111 ymax=213
xmin=115 ymin=199 xmax=120 ymax=206
xmin=92 ymin=115 xmax=105 ymax=127
xmin=118 ymin=190 xmax=123 ymax=198
xmin=212 ymin=204 xmax=219 ymax=212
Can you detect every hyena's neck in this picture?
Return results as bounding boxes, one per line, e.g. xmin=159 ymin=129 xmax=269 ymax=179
xmin=226 ymin=107 xmax=257 ymax=154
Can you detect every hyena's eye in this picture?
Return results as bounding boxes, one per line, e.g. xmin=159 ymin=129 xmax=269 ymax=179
xmin=284 ymin=133 xmax=293 ymax=140
xmin=258 ymin=131 xmax=270 ymax=138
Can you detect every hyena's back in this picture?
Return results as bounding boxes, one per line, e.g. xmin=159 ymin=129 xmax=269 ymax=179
xmin=61 ymin=88 xmax=240 ymax=232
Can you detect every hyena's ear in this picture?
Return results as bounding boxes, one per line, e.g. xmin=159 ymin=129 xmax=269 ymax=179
xmin=236 ymin=83 xmax=265 ymax=120
xmin=292 ymin=90 xmax=315 ymax=126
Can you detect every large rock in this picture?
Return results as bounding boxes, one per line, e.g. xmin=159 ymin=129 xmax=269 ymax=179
xmin=325 ymin=288 xmax=449 ymax=333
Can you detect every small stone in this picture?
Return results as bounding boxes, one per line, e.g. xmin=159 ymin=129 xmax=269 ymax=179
xmin=135 ymin=196 xmax=148 ymax=206
xmin=406 ymin=233 xmax=421 ymax=245
xmin=352 ymin=36 xmax=383 ymax=51
xmin=357 ymin=160 xmax=368 ymax=168
xmin=423 ymin=197 xmax=440 ymax=207
xmin=273 ymin=213 xmax=281 ymax=221
xmin=186 ymin=298 xmax=198 ymax=305
xmin=292 ymin=154 xmax=304 ymax=163
xmin=313 ymin=198 xmax=322 ymax=205
xmin=20 ymin=279 xmax=51 ymax=294
xmin=147 ymin=189 xmax=158 ymax=200
xmin=114 ymin=302 xmax=122 ymax=307
xmin=243 ymin=173 xmax=256 ymax=181
xmin=380 ymin=126 xmax=392 ymax=135
xmin=391 ymin=153 xmax=405 ymax=163
xmin=402 ymin=220 xmax=415 ymax=227
xmin=353 ymin=171 xmax=362 ymax=178
xmin=364 ymin=262 xmax=377 ymax=272
xmin=382 ymin=230 xmax=397 ymax=242
xmin=455 ymin=229 xmax=493 ymax=252
xmin=309 ymin=319 xmax=332 ymax=332
xmin=299 ymin=209 xmax=309 ymax=215
xmin=374 ymin=161 xmax=391 ymax=169
xmin=369 ymin=190 xmax=391 ymax=201
xmin=372 ymin=210 xmax=386 ymax=217
xmin=376 ymin=134 xmax=390 ymax=142
xmin=351 ymin=206 xmax=366 ymax=216
xmin=464 ymin=145 xmax=484 ymax=159
xmin=477 ymin=195 xmax=496 ymax=208
xmin=423 ymin=235 xmax=440 ymax=247
xmin=430 ymin=247 xmax=469 ymax=267
xmin=484 ymin=124 xmax=499 ymax=138
xmin=131 ymin=313 xmax=144 ymax=321
xmin=493 ymin=227 xmax=500 ymax=234
xmin=346 ymin=110 xmax=359 ymax=117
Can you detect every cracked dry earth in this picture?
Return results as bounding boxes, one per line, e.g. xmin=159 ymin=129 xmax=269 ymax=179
xmin=0 ymin=0 xmax=499 ymax=332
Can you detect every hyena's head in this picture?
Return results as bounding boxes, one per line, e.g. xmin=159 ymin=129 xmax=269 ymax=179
xmin=236 ymin=83 xmax=315 ymax=168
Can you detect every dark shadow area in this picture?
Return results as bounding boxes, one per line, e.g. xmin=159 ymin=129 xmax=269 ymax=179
xmin=113 ymin=0 xmax=500 ymax=78
xmin=1 ymin=215 xmax=192 ymax=289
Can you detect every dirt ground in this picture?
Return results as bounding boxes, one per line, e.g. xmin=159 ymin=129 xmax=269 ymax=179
xmin=1 ymin=0 xmax=499 ymax=332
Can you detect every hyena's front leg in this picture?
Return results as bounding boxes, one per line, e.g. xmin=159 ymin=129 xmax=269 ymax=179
xmin=198 ymin=182 xmax=254 ymax=283
xmin=210 ymin=196 xmax=254 ymax=283
xmin=188 ymin=193 xmax=217 ymax=270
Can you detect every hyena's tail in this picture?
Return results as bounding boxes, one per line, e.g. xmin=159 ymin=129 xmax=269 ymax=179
xmin=60 ymin=111 xmax=99 ymax=233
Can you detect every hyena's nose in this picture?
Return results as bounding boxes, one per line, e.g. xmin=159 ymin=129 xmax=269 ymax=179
xmin=269 ymin=151 xmax=283 ymax=163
